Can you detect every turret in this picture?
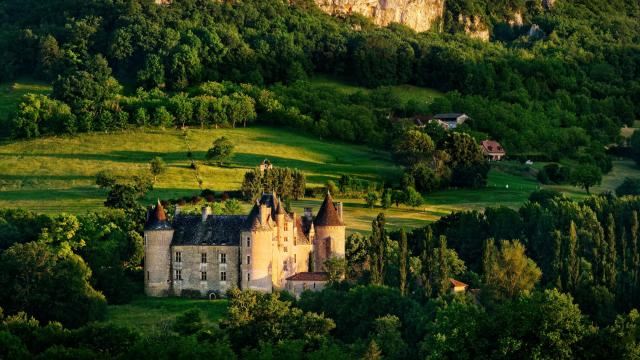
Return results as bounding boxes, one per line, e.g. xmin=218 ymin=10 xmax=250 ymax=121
xmin=312 ymin=192 xmax=346 ymax=270
xmin=241 ymin=201 xmax=274 ymax=292
xmin=144 ymin=200 xmax=174 ymax=297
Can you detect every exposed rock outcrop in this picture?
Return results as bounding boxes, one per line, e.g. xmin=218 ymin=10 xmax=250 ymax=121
xmin=314 ymin=0 xmax=445 ymax=33
xmin=458 ymin=14 xmax=490 ymax=41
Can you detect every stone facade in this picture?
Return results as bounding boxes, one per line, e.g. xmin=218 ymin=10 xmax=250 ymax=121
xmin=144 ymin=192 xmax=346 ymax=297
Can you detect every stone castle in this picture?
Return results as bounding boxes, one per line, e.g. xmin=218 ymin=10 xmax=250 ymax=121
xmin=144 ymin=192 xmax=345 ymax=296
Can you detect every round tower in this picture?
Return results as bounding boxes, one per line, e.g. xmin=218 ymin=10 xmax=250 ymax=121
xmin=241 ymin=202 xmax=274 ymax=292
xmin=313 ymin=192 xmax=346 ymax=271
xmin=144 ymin=200 xmax=174 ymax=297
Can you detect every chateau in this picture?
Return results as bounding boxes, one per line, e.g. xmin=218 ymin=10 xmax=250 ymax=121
xmin=143 ymin=192 xmax=345 ymax=297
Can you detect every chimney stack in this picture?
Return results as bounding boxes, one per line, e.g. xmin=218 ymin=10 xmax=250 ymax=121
xmin=336 ymin=202 xmax=343 ymax=221
xmin=201 ymin=206 xmax=211 ymax=222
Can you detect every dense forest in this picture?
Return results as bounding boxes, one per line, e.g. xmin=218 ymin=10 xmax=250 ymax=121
xmin=1 ymin=0 xmax=639 ymax=166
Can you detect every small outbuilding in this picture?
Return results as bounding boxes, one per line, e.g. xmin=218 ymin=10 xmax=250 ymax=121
xmin=449 ymin=278 xmax=470 ymax=294
xmin=259 ymin=159 xmax=273 ymax=172
xmin=481 ymin=140 xmax=506 ymax=161
xmin=432 ymin=113 xmax=470 ymax=130
xmin=285 ymin=272 xmax=329 ymax=298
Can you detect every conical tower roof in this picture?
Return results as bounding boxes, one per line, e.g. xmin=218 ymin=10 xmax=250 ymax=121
xmin=314 ymin=192 xmax=344 ymax=226
xmin=145 ymin=199 xmax=172 ymax=230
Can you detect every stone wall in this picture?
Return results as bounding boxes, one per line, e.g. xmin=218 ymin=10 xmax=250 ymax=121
xmin=315 ymin=0 xmax=445 ymax=32
xmin=171 ymin=244 xmax=239 ymax=296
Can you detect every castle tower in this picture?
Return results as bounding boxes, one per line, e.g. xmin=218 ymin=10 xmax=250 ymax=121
xmin=144 ymin=200 xmax=174 ymax=297
xmin=313 ymin=192 xmax=346 ymax=271
xmin=241 ymin=199 xmax=274 ymax=292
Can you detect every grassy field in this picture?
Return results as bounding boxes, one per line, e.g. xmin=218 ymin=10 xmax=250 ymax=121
xmin=308 ymin=75 xmax=443 ymax=105
xmin=105 ymin=296 xmax=228 ymax=334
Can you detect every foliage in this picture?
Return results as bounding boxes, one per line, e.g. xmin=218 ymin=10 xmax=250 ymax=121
xmin=570 ymin=164 xmax=603 ymax=193
xmin=241 ymin=167 xmax=306 ymax=201
xmin=616 ymin=177 xmax=640 ymax=196
xmin=0 ymin=242 xmax=107 ymax=328
xmin=149 ymin=157 xmax=167 ymax=183
xmin=206 ymin=136 xmax=235 ymax=165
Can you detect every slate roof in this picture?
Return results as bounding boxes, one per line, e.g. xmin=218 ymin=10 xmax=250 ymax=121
xmin=145 ymin=200 xmax=172 ymax=230
xmin=296 ymin=216 xmax=311 ymax=245
xmin=172 ymin=214 xmax=246 ymax=245
xmin=286 ymin=272 xmax=329 ymax=281
xmin=314 ymin=192 xmax=344 ymax=227
xmin=433 ymin=113 xmax=466 ymax=120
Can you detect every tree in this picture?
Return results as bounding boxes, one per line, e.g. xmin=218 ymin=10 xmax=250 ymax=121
xmin=226 ymin=93 xmax=256 ymax=128
xmin=370 ymin=213 xmax=388 ymax=286
xmin=629 ymin=129 xmax=640 ymax=167
xmin=399 ymin=228 xmax=408 ymax=296
xmin=570 ymin=165 xmax=602 ymax=194
xmin=616 ymin=177 xmax=640 ymax=196
xmin=392 ymin=130 xmax=435 ymax=166
xmin=365 ymin=192 xmax=378 ymax=209
xmin=482 ymin=239 xmax=542 ymax=300
xmin=206 ymin=136 xmax=235 ymax=165
xmin=370 ymin=315 xmax=407 ymax=360
xmin=381 ymin=189 xmax=392 ymax=209
xmin=324 ymin=256 xmax=347 ymax=283
xmin=224 ymin=199 xmax=242 ymax=214
xmin=0 ymin=242 xmax=107 ymax=328
xmin=137 ymin=54 xmax=165 ymax=89
xmin=154 ymin=106 xmax=174 ymax=128
xmin=346 ymin=233 xmax=369 ymax=280
xmin=403 ymin=187 xmax=423 ymax=208
xmin=172 ymin=309 xmax=204 ymax=336
xmin=222 ymin=288 xmax=335 ymax=351
xmin=149 ymin=156 xmax=166 ymax=183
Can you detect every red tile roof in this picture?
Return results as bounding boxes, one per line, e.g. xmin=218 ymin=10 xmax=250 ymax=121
xmin=449 ymin=278 xmax=469 ymax=288
xmin=286 ymin=272 xmax=329 ymax=281
xmin=481 ymin=140 xmax=505 ymax=154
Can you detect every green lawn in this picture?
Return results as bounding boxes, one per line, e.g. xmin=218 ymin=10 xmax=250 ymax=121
xmin=308 ymin=75 xmax=442 ymax=105
xmin=105 ymin=296 xmax=228 ymax=334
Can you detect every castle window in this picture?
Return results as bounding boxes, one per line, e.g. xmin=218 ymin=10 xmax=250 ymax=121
xmin=144 ymin=234 xmax=148 ymax=245
xmin=283 ymin=260 xmax=288 ymax=271
xmin=175 ymin=252 xmax=181 ymax=263
xmin=246 ymin=237 xmax=250 ymax=247
xmin=294 ymin=254 xmax=297 ymax=263
xmin=201 ymin=253 xmax=207 ymax=264
xmin=247 ymin=255 xmax=251 ymax=265
xmin=147 ymin=271 xmax=149 ymax=280
xmin=175 ymin=270 xmax=182 ymax=280
xmin=220 ymin=271 xmax=227 ymax=281
xmin=201 ymin=271 xmax=207 ymax=281
xmin=220 ymin=253 xmax=226 ymax=264
xmin=247 ymin=273 xmax=251 ymax=282
xmin=284 ymin=246 xmax=288 ymax=253
xmin=284 ymin=223 xmax=288 ymax=231
xmin=284 ymin=236 xmax=288 ymax=242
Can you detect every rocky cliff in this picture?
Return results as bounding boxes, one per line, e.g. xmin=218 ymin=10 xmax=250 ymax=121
xmin=314 ymin=0 xmax=445 ymax=33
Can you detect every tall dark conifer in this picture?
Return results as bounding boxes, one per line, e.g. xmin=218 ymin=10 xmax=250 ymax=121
xmin=399 ymin=228 xmax=408 ymax=296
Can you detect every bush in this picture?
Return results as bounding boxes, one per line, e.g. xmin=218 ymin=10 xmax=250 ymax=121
xmin=537 ymin=163 xmax=570 ymax=184
xmin=616 ymin=178 xmax=640 ymax=196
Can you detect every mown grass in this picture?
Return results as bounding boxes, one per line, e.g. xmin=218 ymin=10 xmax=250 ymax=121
xmin=308 ymin=75 xmax=443 ymax=105
xmin=105 ymin=296 xmax=228 ymax=335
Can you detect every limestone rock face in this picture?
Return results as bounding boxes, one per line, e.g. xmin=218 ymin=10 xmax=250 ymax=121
xmin=314 ymin=0 xmax=445 ymax=33
xmin=457 ymin=14 xmax=490 ymax=41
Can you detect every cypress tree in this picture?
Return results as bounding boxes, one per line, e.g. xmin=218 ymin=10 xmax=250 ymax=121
xmin=435 ymin=235 xmax=450 ymax=297
xmin=369 ymin=213 xmax=387 ymax=285
xmin=605 ymin=214 xmax=618 ymax=291
xmin=632 ymin=211 xmax=640 ymax=301
xmin=563 ymin=221 xmax=580 ymax=292
xmin=399 ymin=228 xmax=408 ymax=296
xmin=552 ymin=230 xmax=563 ymax=290
xmin=420 ymin=228 xmax=435 ymax=298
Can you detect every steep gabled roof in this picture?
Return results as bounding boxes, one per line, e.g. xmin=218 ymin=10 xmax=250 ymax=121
xmin=314 ymin=192 xmax=343 ymax=227
xmin=449 ymin=278 xmax=469 ymax=288
xmin=145 ymin=200 xmax=172 ymax=230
